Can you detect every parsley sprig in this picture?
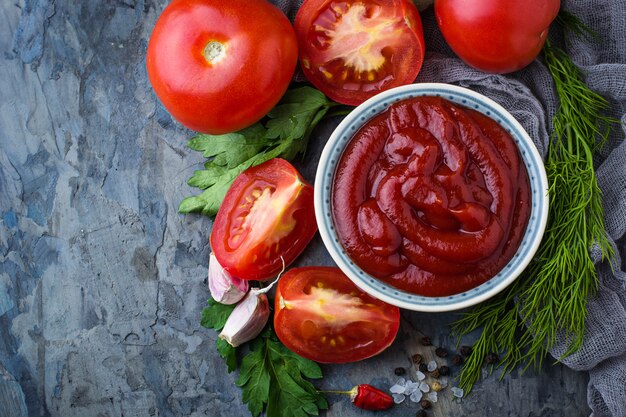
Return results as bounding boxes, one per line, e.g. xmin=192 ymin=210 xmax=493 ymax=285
xmin=179 ymin=86 xmax=341 ymax=216
xmin=238 ymin=329 xmax=328 ymax=417
xmin=201 ymin=299 xmax=238 ymax=371
xmin=201 ymin=299 xmax=328 ymax=417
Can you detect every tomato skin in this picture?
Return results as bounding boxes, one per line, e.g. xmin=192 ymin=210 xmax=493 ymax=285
xmin=274 ymin=267 xmax=401 ymax=363
xmin=434 ymin=0 xmax=560 ymax=74
xmin=211 ymin=159 xmax=317 ymax=281
xmin=146 ymin=0 xmax=298 ymax=134
xmin=295 ymin=0 xmax=426 ymax=106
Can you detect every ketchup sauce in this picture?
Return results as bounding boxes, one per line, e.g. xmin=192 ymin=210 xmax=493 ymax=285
xmin=332 ymin=97 xmax=531 ymax=296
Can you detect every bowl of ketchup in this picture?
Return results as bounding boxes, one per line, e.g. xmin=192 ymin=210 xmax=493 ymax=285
xmin=314 ymin=83 xmax=548 ymax=312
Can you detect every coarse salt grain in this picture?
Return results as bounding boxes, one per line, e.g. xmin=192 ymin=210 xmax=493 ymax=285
xmin=419 ymin=382 xmax=430 ymax=393
xmin=451 ymin=387 xmax=464 ymax=398
xmin=427 ymin=391 xmax=438 ymax=403
xmin=392 ymin=393 xmax=406 ymax=404
xmin=427 ymin=360 xmax=437 ymax=372
xmin=390 ymin=384 xmax=405 ymax=394
xmin=404 ymin=381 xmax=419 ymax=395
xmin=395 ymin=377 xmax=406 ymax=386
xmin=416 ymin=370 xmax=426 ymax=381
xmin=409 ymin=390 xmax=423 ymax=403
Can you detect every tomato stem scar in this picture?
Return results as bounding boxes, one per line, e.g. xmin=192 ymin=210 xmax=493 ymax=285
xmin=203 ymin=40 xmax=226 ymax=64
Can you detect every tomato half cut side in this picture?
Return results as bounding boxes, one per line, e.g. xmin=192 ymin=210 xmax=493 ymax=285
xmin=295 ymin=0 xmax=425 ymax=106
xmin=211 ymin=159 xmax=317 ymax=281
xmin=274 ymin=267 xmax=401 ymax=363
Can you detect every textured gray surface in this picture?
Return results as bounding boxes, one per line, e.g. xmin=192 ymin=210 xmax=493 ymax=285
xmin=0 ymin=1 xmax=591 ymax=416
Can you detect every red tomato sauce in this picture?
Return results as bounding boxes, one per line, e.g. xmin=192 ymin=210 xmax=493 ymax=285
xmin=332 ymin=96 xmax=531 ymax=296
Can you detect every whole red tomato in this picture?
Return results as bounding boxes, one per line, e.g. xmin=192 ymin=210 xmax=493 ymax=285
xmin=435 ymin=0 xmax=560 ymax=74
xmin=274 ymin=267 xmax=400 ymax=363
xmin=211 ymin=159 xmax=317 ymax=281
xmin=146 ymin=0 xmax=298 ymax=134
xmin=295 ymin=0 xmax=425 ymax=106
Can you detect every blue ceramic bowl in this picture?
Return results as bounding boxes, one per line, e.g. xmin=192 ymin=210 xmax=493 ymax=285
xmin=314 ymin=83 xmax=548 ymax=312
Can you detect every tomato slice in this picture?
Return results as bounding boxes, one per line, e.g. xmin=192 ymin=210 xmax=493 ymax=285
xmin=274 ymin=267 xmax=400 ymax=363
xmin=295 ymin=0 xmax=425 ymax=106
xmin=211 ymin=159 xmax=317 ymax=281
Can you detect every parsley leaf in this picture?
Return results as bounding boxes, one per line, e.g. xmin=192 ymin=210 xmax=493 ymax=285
xmin=201 ymin=299 xmax=238 ymax=372
xmin=179 ymin=86 xmax=339 ymax=217
xmin=237 ymin=337 xmax=272 ymax=417
xmin=216 ymin=338 xmax=237 ymax=373
xmin=236 ymin=331 xmax=327 ymax=417
xmin=200 ymin=298 xmax=236 ymax=331
xmin=200 ymin=299 xmax=327 ymax=416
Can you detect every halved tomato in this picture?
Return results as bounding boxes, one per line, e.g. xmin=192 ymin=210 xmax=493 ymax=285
xmin=295 ymin=0 xmax=425 ymax=106
xmin=211 ymin=159 xmax=317 ymax=281
xmin=274 ymin=267 xmax=401 ymax=363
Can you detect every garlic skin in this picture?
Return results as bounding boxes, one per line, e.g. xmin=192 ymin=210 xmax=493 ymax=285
xmin=208 ymin=253 xmax=249 ymax=305
xmin=219 ymin=290 xmax=270 ymax=347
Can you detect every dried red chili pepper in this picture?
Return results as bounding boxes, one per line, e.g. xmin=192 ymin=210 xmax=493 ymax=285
xmin=349 ymin=384 xmax=394 ymax=411
xmin=320 ymin=384 xmax=394 ymax=411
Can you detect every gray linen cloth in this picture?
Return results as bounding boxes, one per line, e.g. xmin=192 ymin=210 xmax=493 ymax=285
xmin=272 ymin=1 xmax=626 ymax=415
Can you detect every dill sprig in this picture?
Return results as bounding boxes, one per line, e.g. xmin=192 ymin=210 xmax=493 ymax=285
xmin=452 ymin=14 xmax=617 ymax=393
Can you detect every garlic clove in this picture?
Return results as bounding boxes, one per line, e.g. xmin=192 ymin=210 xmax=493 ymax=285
xmin=219 ymin=290 xmax=269 ymax=347
xmin=208 ymin=253 xmax=249 ymax=305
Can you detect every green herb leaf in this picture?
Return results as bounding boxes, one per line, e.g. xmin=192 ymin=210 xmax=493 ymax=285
xmin=216 ymin=338 xmax=238 ymax=373
xmin=265 ymin=88 xmax=330 ymax=141
xmin=187 ymin=124 xmax=268 ymax=168
xmin=201 ymin=298 xmax=327 ymax=417
xmin=201 ymin=299 xmax=239 ymax=372
xmin=200 ymin=298 xmax=236 ymax=331
xmin=236 ymin=332 xmax=327 ymax=417
xmin=179 ymin=86 xmax=339 ymax=217
xmin=237 ymin=337 xmax=272 ymax=417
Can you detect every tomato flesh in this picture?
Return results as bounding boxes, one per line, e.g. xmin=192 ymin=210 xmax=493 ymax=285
xmin=147 ymin=0 xmax=298 ymax=134
xmin=295 ymin=0 xmax=425 ymax=105
xmin=211 ymin=159 xmax=317 ymax=281
xmin=434 ymin=0 xmax=560 ymax=74
xmin=274 ymin=267 xmax=400 ymax=363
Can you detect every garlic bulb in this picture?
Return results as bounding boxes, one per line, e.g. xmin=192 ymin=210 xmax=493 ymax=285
xmin=208 ymin=253 xmax=248 ymax=305
xmin=219 ymin=290 xmax=270 ymax=347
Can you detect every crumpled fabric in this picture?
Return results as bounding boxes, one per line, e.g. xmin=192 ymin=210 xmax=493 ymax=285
xmin=271 ymin=0 xmax=626 ymax=415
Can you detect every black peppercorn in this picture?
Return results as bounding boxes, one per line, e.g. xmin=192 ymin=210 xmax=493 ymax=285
xmin=434 ymin=347 xmax=448 ymax=358
xmin=486 ymin=352 xmax=499 ymax=364
xmin=430 ymin=369 xmax=440 ymax=378
xmin=438 ymin=365 xmax=450 ymax=376
xmin=420 ymin=399 xmax=432 ymax=410
xmin=415 ymin=410 xmax=428 ymax=417
xmin=395 ymin=367 xmax=406 ymax=376
xmin=419 ymin=363 xmax=428 ymax=373
xmin=421 ymin=336 xmax=432 ymax=346
xmin=412 ymin=353 xmax=423 ymax=364
xmin=460 ymin=345 xmax=473 ymax=357
xmin=451 ymin=354 xmax=463 ymax=366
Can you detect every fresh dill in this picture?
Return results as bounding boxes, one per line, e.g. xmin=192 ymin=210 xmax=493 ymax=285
xmin=453 ymin=13 xmax=617 ymax=393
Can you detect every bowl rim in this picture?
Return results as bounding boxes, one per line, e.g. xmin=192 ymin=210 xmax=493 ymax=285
xmin=314 ymin=83 xmax=549 ymax=312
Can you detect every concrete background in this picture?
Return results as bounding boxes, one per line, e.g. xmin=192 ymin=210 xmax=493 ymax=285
xmin=0 ymin=1 xmax=589 ymax=416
